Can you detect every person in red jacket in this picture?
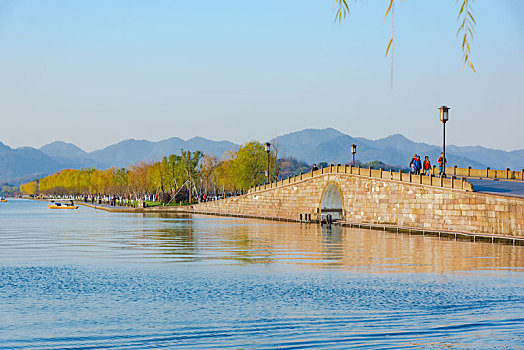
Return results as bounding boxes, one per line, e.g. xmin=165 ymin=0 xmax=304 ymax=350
xmin=423 ymin=156 xmax=431 ymax=176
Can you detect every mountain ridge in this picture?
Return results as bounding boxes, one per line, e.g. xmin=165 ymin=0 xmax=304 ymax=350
xmin=1 ymin=129 xmax=522 ymax=185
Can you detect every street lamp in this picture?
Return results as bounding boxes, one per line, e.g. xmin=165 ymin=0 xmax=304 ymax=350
xmin=264 ymin=142 xmax=271 ymax=184
xmin=350 ymin=144 xmax=357 ymax=166
xmin=439 ymin=105 xmax=450 ymax=178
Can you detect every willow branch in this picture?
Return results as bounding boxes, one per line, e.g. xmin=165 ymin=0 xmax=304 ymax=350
xmin=457 ymin=0 xmax=476 ymax=71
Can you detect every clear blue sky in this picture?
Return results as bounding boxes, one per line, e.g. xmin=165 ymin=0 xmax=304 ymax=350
xmin=0 ymin=0 xmax=523 ymax=151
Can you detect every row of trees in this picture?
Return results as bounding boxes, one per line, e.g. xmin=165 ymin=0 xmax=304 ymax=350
xmin=20 ymin=142 xmax=278 ymax=202
xmin=1 ymin=184 xmax=19 ymax=196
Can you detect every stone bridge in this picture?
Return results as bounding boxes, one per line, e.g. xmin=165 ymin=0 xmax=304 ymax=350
xmin=192 ymin=165 xmax=524 ymax=239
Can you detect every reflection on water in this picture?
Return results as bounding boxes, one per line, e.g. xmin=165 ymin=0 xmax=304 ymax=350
xmin=0 ymin=200 xmax=522 ymax=272
xmin=204 ymin=217 xmax=523 ymax=273
xmin=1 ymin=199 xmax=523 ymax=349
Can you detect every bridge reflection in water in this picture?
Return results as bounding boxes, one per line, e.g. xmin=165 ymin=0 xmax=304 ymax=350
xmin=189 ymin=215 xmax=523 ymax=273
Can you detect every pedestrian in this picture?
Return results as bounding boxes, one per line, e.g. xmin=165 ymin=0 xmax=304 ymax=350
xmin=423 ymin=156 xmax=431 ymax=176
xmin=312 ymin=164 xmax=319 ymax=171
xmin=409 ymin=154 xmax=417 ymax=173
xmin=438 ymin=152 xmax=447 ymax=177
xmin=414 ymin=155 xmax=422 ymax=175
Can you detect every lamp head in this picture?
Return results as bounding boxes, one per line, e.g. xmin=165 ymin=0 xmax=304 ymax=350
xmin=439 ymin=105 xmax=450 ymax=123
xmin=264 ymin=142 xmax=271 ymax=153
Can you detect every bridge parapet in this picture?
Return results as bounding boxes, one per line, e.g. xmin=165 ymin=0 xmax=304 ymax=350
xmin=441 ymin=166 xmax=524 ymax=181
xmin=248 ymin=165 xmax=474 ymax=194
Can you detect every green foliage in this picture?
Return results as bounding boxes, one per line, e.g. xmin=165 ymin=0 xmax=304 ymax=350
xmin=362 ymin=160 xmax=408 ymax=172
xmin=226 ymin=142 xmax=277 ymax=190
xmin=229 ymin=142 xmax=267 ymax=189
xmin=19 ymin=150 xmax=204 ymax=201
xmin=18 ymin=146 xmax=276 ymax=198
xmin=1 ymin=184 xmax=19 ymax=195
xmin=278 ymin=157 xmax=311 ymax=178
xmin=365 ymin=160 xmax=386 ymax=168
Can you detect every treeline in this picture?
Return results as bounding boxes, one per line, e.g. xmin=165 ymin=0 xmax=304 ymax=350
xmin=0 ymin=184 xmax=19 ymax=196
xmin=20 ymin=142 xmax=277 ymax=202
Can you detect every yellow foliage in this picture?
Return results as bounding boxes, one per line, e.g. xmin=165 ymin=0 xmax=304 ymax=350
xmin=20 ymin=181 xmax=38 ymax=195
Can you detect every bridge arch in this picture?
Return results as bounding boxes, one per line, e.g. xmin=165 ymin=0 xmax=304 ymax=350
xmin=320 ymin=182 xmax=345 ymax=222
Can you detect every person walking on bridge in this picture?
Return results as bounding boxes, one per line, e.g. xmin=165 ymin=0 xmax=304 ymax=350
xmin=413 ymin=155 xmax=422 ymax=175
xmin=409 ymin=154 xmax=417 ymax=173
xmin=423 ymin=156 xmax=431 ymax=176
xmin=438 ymin=152 xmax=447 ymax=177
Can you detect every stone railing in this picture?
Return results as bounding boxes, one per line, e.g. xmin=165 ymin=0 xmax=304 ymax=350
xmin=248 ymin=165 xmax=473 ymax=194
xmin=439 ymin=166 xmax=524 ymax=181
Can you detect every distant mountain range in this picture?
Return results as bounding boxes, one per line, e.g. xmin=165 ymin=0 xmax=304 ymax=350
xmin=273 ymin=129 xmax=514 ymax=170
xmin=1 ymin=128 xmax=523 ymax=185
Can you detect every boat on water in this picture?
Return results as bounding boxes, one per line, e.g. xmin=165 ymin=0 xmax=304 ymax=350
xmin=48 ymin=201 xmax=79 ymax=209
xmin=0 ymin=198 xmax=6 ymax=202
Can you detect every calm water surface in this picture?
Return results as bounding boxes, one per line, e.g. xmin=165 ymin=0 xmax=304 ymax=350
xmin=1 ymin=199 xmax=523 ymax=349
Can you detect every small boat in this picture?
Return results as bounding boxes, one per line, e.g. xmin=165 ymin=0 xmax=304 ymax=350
xmin=0 ymin=198 xmax=6 ymax=202
xmin=48 ymin=201 xmax=78 ymax=209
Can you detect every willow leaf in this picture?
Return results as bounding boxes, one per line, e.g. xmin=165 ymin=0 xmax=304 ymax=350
xmin=469 ymin=12 xmax=476 ymax=24
xmin=385 ymin=0 xmax=394 ymax=21
xmin=459 ymin=0 xmax=465 ymax=17
xmin=385 ymin=38 xmax=393 ymax=56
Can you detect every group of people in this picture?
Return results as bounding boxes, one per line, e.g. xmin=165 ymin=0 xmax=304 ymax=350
xmin=310 ymin=153 xmax=448 ymax=177
xmin=410 ymin=152 xmax=447 ymax=176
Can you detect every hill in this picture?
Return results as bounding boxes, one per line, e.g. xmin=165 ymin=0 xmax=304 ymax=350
xmin=274 ymin=129 xmax=490 ymax=169
xmin=2 ymin=129 xmax=522 ymax=185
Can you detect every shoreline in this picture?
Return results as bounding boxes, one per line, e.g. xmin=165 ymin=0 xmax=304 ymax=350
xmin=77 ymin=201 xmax=189 ymax=214
xmin=28 ymin=197 xmax=524 ymax=246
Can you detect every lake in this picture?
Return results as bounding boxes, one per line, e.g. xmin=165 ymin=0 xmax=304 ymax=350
xmin=1 ymin=199 xmax=523 ymax=349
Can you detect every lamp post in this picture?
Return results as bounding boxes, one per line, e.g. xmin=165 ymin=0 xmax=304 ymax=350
xmin=264 ymin=142 xmax=271 ymax=184
xmin=350 ymin=144 xmax=357 ymax=166
xmin=439 ymin=106 xmax=450 ymax=178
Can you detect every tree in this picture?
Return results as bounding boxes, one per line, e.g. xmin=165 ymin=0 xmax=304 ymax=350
xmin=200 ymin=154 xmax=219 ymax=195
xmin=128 ymin=162 xmax=154 ymax=197
xmin=335 ymin=0 xmax=476 ymax=73
xmin=278 ymin=157 xmax=311 ymax=178
xmin=227 ymin=141 xmax=276 ymax=190
xmin=20 ymin=181 xmax=38 ymax=195
xmin=18 ymin=148 xmax=260 ymax=201
xmin=213 ymin=159 xmax=234 ymax=194
xmin=1 ymin=184 xmax=19 ymax=195
xmin=179 ymin=150 xmax=203 ymax=203
xmin=112 ymin=167 xmax=129 ymax=196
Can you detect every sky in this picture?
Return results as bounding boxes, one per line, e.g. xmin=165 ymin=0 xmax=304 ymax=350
xmin=0 ymin=0 xmax=523 ymax=152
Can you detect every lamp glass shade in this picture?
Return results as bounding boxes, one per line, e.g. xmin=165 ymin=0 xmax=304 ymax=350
xmin=351 ymin=144 xmax=357 ymax=154
xmin=439 ymin=106 xmax=449 ymax=122
xmin=264 ymin=142 xmax=271 ymax=153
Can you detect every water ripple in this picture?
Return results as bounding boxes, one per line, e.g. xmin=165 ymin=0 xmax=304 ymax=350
xmin=0 ymin=199 xmax=523 ymax=348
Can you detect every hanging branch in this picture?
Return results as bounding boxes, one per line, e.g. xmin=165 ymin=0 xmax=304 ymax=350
xmin=457 ymin=0 xmax=476 ymax=71
xmin=334 ymin=0 xmax=350 ymax=23
xmin=384 ymin=0 xmax=396 ymax=87
xmin=334 ymin=0 xmax=476 ymax=75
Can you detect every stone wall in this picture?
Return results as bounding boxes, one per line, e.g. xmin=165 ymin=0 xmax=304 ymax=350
xmin=192 ymin=172 xmax=524 ymax=238
xmin=443 ymin=166 xmax=524 ymax=180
